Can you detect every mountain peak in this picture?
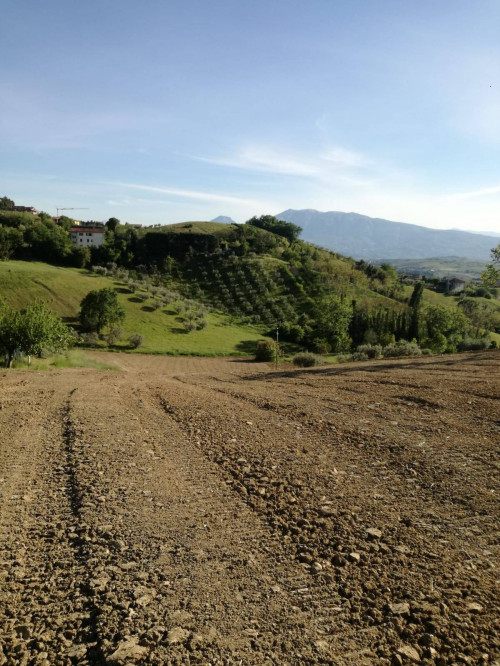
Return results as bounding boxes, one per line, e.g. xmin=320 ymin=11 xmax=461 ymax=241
xmin=275 ymin=209 xmax=497 ymax=261
xmin=211 ymin=215 xmax=236 ymax=225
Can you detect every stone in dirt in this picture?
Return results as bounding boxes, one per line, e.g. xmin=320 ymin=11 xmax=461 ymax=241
xmin=396 ymin=645 xmax=420 ymax=662
xmin=109 ymin=538 xmax=127 ymax=552
xmin=365 ymin=527 xmax=382 ymax=540
xmin=467 ymin=602 xmax=483 ymax=613
xmin=310 ymin=561 xmax=323 ymax=574
xmin=106 ymin=637 xmax=148 ymax=664
xmin=167 ymin=627 xmax=190 ymax=645
xmin=389 ymin=602 xmax=410 ymax=615
xmin=66 ymin=645 xmax=87 ymax=659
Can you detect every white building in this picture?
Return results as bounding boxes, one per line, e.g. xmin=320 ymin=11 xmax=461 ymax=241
xmin=69 ymin=226 xmax=105 ymax=247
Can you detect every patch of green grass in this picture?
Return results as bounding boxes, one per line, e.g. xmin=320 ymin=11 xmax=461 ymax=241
xmin=108 ymin=310 xmax=266 ymax=356
xmin=0 ymin=261 xmax=111 ymax=316
xmin=0 ymin=261 xmax=270 ymax=356
xmin=159 ymin=221 xmax=237 ymax=235
xmin=400 ymin=285 xmax=458 ymax=308
xmin=11 ymin=349 xmax=117 ymax=371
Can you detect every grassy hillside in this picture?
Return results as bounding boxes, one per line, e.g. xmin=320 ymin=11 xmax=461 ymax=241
xmin=158 ymin=221 xmax=238 ymax=235
xmin=0 ymin=261 xmax=267 ymax=356
xmin=1 ymin=218 xmax=497 ymax=356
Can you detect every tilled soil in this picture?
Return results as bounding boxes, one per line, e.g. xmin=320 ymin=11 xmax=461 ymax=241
xmin=0 ymin=351 xmax=498 ymax=666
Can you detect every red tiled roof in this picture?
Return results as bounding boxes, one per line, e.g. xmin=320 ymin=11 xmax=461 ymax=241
xmin=69 ymin=228 xmax=104 ymax=234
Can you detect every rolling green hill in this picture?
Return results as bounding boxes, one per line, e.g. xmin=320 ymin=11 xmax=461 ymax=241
xmin=1 ymin=217 xmax=498 ymax=356
xmin=0 ymin=261 xmax=267 ymax=356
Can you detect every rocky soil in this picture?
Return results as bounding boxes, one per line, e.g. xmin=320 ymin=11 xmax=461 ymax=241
xmin=0 ymin=351 xmax=498 ymax=665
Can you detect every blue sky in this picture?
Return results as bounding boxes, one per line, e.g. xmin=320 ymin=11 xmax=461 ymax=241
xmin=1 ymin=0 xmax=500 ymax=232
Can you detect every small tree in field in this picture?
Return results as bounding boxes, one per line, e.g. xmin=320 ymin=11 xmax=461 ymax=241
xmin=79 ymin=288 xmax=125 ymax=335
xmin=0 ymin=300 xmax=73 ymax=368
xmin=255 ymin=339 xmax=276 ymax=361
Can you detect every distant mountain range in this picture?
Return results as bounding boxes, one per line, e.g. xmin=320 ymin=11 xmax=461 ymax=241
xmin=275 ymin=209 xmax=498 ymax=261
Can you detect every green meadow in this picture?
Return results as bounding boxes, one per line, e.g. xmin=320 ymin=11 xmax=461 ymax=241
xmin=0 ymin=261 xmax=269 ymax=356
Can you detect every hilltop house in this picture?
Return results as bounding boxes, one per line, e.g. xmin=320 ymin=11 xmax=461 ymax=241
xmin=69 ymin=226 xmax=104 ymax=247
xmin=446 ymin=277 xmax=466 ymax=294
xmin=13 ymin=205 xmax=37 ymax=213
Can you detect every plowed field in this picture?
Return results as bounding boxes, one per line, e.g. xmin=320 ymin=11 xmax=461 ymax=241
xmin=0 ymin=351 xmax=498 ymax=665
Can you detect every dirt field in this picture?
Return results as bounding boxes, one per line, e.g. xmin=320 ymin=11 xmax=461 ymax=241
xmin=0 ymin=351 xmax=498 ymax=665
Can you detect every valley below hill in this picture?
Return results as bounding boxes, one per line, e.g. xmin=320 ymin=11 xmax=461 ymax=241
xmin=0 ymin=352 xmax=498 ymax=664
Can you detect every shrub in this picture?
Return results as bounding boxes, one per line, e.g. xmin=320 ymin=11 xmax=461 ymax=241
xmin=336 ymin=353 xmax=353 ymax=363
xmin=293 ymin=352 xmax=321 ymax=367
xmin=255 ymin=340 xmax=276 ymax=362
xmin=80 ymin=331 xmax=100 ymax=346
xmin=423 ymin=332 xmax=447 ymax=354
xmin=421 ymin=348 xmax=433 ymax=355
xmin=183 ymin=320 xmax=197 ymax=332
xmin=313 ymin=338 xmax=331 ymax=354
xmin=105 ymin=327 xmax=123 ymax=345
xmin=457 ymin=336 xmax=490 ymax=351
xmin=382 ymin=340 xmax=422 ymax=358
xmin=129 ymin=334 xmax=144 ymax=349
xmin=356 ymin=344 xmax=382 ymax=359
xmin=352 ymin=351 xmax=369 ymax=361
xmin=164 ymin=290 xmax=180 ymax=303
xmin=92 ymin=265 xmax=107 ymax=276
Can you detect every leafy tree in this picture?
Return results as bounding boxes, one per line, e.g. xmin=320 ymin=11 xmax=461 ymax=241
xmin=0 ymin=226 xmax=23 ymax=260
xmin=106 ymin=217 xmax=120 ymax=232
xmin=422 ymin=304 xmax=469 ymax=351
xmin=0 ymin=196 xmax=15 ymax=210
xmin=56 ymin=215 xmax=75 ymax=231
xmin=481 ymin=244 xmax=500 ymax=286
xmin=0 ymin=301 xmax=20 ymax=367
xmin=0 ymin=301 xmax=73 ymax=368
xmin=79 ymin=288 xmax=125 ymax=334
xmin=458 ymin=297 xmax=498 ymax=336
xmin=408 ymin=282 xmax=424 ymax=340
xmin=18 ymin=303 xmax=74 ymax=359
xmin=314 ymin=295 xmax=353 ymax=352
xmin=246 ymin=215 xmax=302 ymax=242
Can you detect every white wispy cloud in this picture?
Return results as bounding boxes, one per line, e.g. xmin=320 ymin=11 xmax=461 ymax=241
xmin=194 ymin=145 xmax=376 ymax=182
xmin=115 ymin=182 xmax=264 ymax=207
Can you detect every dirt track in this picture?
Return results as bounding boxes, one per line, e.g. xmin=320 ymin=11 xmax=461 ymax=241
xmin=0 ymin=351 xmax=498 ymax=665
